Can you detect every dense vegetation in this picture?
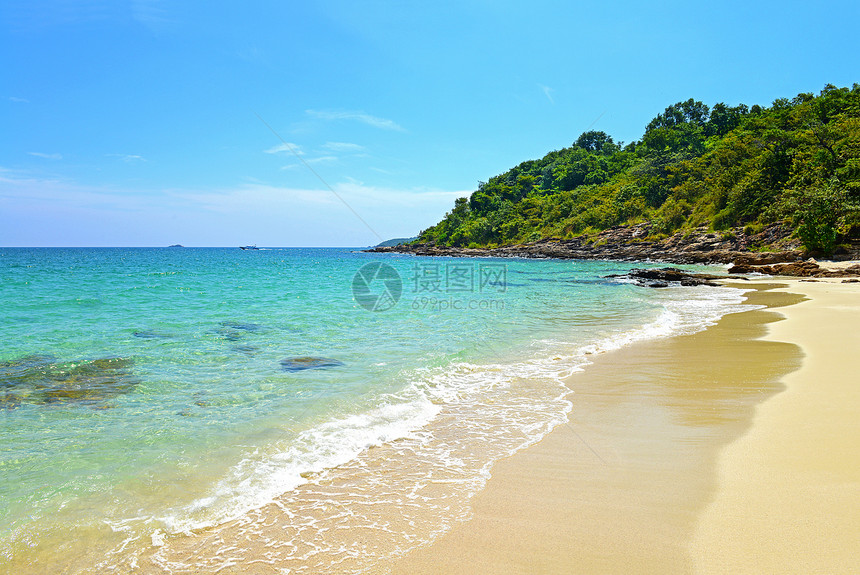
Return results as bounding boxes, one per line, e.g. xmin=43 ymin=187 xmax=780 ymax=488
xmin=419 ymin=84 xmax=860 ymax=255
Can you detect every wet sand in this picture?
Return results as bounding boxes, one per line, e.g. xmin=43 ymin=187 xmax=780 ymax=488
xmin=381 ymin=280 xmax=860 ymax=574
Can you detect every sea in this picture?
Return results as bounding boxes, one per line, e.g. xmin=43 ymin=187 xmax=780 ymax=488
xmin=0 ymin=247 xmax=756 ymax=573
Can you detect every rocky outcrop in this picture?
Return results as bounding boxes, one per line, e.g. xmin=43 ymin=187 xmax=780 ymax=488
xmin=728 ymin=260 xmax=860 ymax=278
xmin=370 ymin=223 xmax=803 ymax=265
xmin=369 ymin=223 xmax=860 ymax=278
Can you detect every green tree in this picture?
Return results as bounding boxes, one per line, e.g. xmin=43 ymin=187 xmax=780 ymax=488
xmin=786 ymin=182 xmax=847 ymax=255
xmin=575 ymin=130 xmax=614 ymax=152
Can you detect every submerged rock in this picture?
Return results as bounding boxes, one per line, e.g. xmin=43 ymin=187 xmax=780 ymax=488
xmin=216 ymin=321 xmax=266 ymax=342
xmin=231 ymin=345 xmax=260 ymax=355
xmin=219 ymin=321 xmax=265 ymax=332
xmin=280 ymin=357 xmax=345 ymax=372
xmin=133 ymin=330 xmax=172 ymax=339
xmin=0 ymin=354 xmax=139 ymax=408
xmin=216 ymin=328 xmax=244 ymax=341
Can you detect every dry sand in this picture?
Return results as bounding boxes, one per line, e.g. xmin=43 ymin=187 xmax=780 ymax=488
xmin=380 ymin=280 xmax=860 ymax=574
xmin=692 ymin=279 xmax=860 ymax=573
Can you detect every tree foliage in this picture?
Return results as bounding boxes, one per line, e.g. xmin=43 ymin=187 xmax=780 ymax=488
xmin=418 ymin=85 xmax=860 ymax=255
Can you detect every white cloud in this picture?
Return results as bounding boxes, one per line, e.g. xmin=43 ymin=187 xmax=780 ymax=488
xmin=264 ymin=142 xmax=303 ymax=155
xmin=0 ymin=168 xmax=466 ymax=246
xmin=307 ymin=156 xmax=337 ymax=164
xmin=132 ymin=0 xmax=176 ymax=33
xmin=173 ymin=183 xmax=339 ymax=213
xmin=278 ymin=156 xmax=338 ymax=170
xmin=323 ymin=142 xmax=366 ymax=152
xmin=9 ymin=96 xmax=29 ymax=103
xmin=107 ymin=153 xmax=146 ymax=162
xmin=0 ymin=168 xmax=153 ymax=211
xmin=28 ymin=152 xmax=62 ymax=160
xmin=330 ymin=181 xmax=468 ymax=209
xmin=539 ymin=84 xmax=555 ymax=104
xmin=306 ymin=109 xmax=405 ymax=132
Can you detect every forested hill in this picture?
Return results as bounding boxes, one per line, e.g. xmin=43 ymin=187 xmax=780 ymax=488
xmin=418 ymin=84 xmax=860 ymax=255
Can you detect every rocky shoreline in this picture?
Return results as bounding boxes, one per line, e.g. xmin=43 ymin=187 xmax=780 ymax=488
xmin=368 ymin=223 xmax=860 ymax=278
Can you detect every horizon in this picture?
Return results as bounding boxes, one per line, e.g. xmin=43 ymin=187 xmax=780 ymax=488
xmin=2 ymin=0 xmax=858 ymax=247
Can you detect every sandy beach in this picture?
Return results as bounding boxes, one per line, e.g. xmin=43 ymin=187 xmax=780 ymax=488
xmin=379 ymin=278 xmax=860 ymax=574
xmin=692 ymin=279 xmax=860 ymax=573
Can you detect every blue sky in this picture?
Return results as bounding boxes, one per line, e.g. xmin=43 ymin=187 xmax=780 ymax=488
xmin=2 ymin=0 xmax=857 ymax=247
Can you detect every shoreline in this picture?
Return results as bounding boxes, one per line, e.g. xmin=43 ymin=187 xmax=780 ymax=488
xmin=377 ymin=279 xmax=860 ymax=574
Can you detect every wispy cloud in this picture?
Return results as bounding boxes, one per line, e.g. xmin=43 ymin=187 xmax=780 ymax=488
xmin=9 ymin=96 xmax=29 ymax=103
xmin=322 ymin=141 xmax=366 ymax=152
xmin=266 ymin=140 xmax=369 ymax=170
xmin=107 ymin=153 xmax=146 ymax=163
xmin=264 ymin=142 xmax=303 ymax=155
xmin=132 ymin=0 xmax=176 ymax=33
xmin=0 ymin=168 xmax=152 ymax=212
xmin=0 ymin=167 xmax=468 ymax=246
xmin=330 ymin=182 xmax=468 ymax=209
xmin=539 ymin=84 xmax=555 ymax=104
xmin=279 ymin=156 xmax=337 ymax=170
xmin=173 ymin=181 xmax=468 ymax=220
xmin=28 ymin=152 xmax=62 ymax=160
xmin=306 ymin=110 xmax=405 ymax=132
xmin=306 ymin=156 xmax=337 ymax=164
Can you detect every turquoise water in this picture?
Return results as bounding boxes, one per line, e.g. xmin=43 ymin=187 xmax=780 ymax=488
xmin=0 ymin=248 xmax=752 ymax=572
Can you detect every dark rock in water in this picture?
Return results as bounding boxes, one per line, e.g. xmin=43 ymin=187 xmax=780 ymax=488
xmin=0 ymin=353 xmax=57 ymax=377
xmin=216 ymin=321 xmax=266 ymax=341
xmin=133 ymin=330 xmax=172 ymax=339
xmin=280 ymin=357 xmax=345 ymax=372
xmin=606 ymin=267 xmax=725 ymax=288
xmin=231 ymin=345 xmax=259 ymax=355
xmin=219 ymin=321 xmax=264 ymax=332
xmin=0 ymin=354 xmax=58 ymax=391
xmin=0 ymin=354 xmax=139 ymax=407
xmin=216 ymin=328 xmax=244 ymax=341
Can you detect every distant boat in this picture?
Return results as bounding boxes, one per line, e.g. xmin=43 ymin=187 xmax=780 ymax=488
xmin=240 ymin=245 xmax=259 ymax=250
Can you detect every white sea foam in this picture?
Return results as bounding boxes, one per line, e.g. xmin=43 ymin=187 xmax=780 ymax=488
xmin=158 ymin=396 xmax=443 ymax=534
